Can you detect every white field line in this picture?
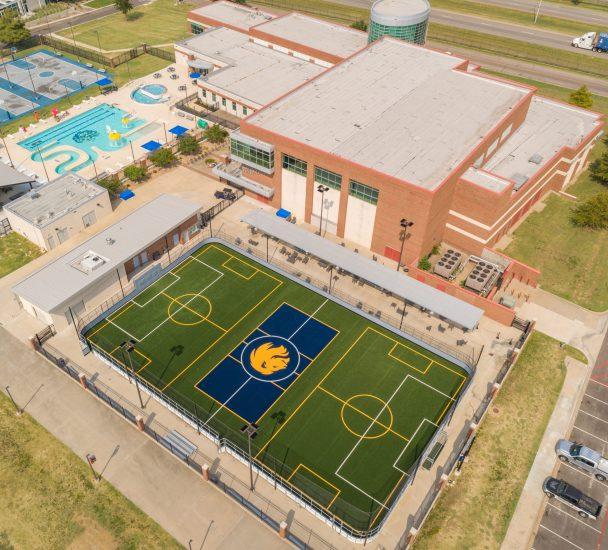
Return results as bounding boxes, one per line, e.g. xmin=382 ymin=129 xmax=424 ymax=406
xmin=538 ymin=524 xmax=585 ymax=550
xmin=203 ymin=376 xmax=252 ymax=427
xmin=106 ymin=318 xmax=140 ymax=343
xmin=334 ymin=472 xmax=389 ymax=510
xmin=190 ymin=254 xmax=224 ymax=276
xmin=139 ymin=271 xmax=224 ymax=341
xmin=288 ymin=299 xmax=328 ymax=342
xmin=392 ymin=418 xmax=438 ymax=474
xmin=133 ymin=272 xmax=180 ymax=308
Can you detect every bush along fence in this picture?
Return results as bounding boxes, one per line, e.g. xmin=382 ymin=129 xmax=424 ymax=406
xmin=32 ymin=338 xmax=337 ymax=550
xmin=397 ymin=321 xmax=535 ymax=548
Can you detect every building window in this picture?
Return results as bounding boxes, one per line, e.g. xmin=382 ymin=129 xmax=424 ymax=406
xmin=222 ymin=98 xmax=226 ymax=107
xmin=232 ymin=101 xmax=237 ymax=111
xmin=243 ymin=106 xmax=248 ymax=115
xmin=201 ymin=89 xmax=207 ymax=98
xmin=231 ymin=138 xmax=274 ymax=171
xmin=283 ymin=154 xmax=307 ymax=177
xmin=349 ymin=180 xmax=379 ymax=205
xmin=314 ymin=166 xmax=341 ymax=190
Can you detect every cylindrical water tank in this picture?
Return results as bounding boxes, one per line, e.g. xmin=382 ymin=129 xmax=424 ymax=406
xmin=368 ymin=0 xmax=431 ymax=45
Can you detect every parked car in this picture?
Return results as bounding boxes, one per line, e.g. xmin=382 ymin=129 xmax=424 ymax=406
xmin=556 ymin=439 xmax=608 ymax=481
xmin=543 ymin=477 xmax=602 ymax=519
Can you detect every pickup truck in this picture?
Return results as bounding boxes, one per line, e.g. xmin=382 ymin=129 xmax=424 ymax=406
xmin=556 ymin=439 xmax=608 ymax=481
xmin=543 ymin=477 xmax=603 ymax=519
xmin=572 ymin=32 xmax=608 ymax=52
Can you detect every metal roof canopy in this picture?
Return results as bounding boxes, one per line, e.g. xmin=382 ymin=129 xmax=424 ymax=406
xmin=0 ymin=163 xmax=36 ymax=188
xmin=242 ymin=209 xmax=483 ymax=330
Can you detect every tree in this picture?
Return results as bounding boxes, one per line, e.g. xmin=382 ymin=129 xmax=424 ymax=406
xmin=418 ymin=256 xmax=431 ymax=271
xmin=571 ymin=193 xmax=608 ymax=229
xmin=149 ymin=147 xmax=177 ymax=168
xmin=0 ymin=11 xmax=30 ymax=48
xmin=97 ymin=175 xmax=122 ymax=197
xmin=114 ymin=0 xmax=133 ymax=18
xmin=177 ymin=134 xmax=200 ymax=155
xmin=589 ymin=150 xmax=608 ymax=185
xmin=204 ymin=124 xmax=228 ymax=144
xmin=123 ymin=164 xmax=147 ymax=182
xmin=569 ymin=85 xmax=593 ymax=109
xmin=350 ymin=20 xmax=368 ymax=31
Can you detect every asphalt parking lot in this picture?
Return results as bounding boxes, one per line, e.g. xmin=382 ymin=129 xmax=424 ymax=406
xmin=533 ymin=333 xmax=608 ymax=550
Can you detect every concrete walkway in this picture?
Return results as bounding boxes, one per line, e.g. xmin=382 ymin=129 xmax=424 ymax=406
xmin=0 ymin=327 xmax=288 ymax=550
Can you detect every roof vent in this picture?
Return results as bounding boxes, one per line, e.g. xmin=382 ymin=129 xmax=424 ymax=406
xmin=105 ymin=237 xmax=115 ymax=246
xmin=30 ymin=192 xmax=40 ymax=200
xmin=512 ymin=173 xmax=529 ymax=191
xmin=528 ymin=153 xmax=543 ymax=165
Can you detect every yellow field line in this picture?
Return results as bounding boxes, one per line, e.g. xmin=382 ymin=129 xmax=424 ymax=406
xmin=389 ymin=342 xmax=432 ymax=375
xmin=287 ymin=463 xmax=341 ymax=508
xmin=317 ymin=386 xmax=409 ymax=443
xmin=369 ymin=471 xmax=408 ymax=529
xmin=221 ymin=257 xmax=258 ymax=280
xmin=203 ymin=243 xmax=283 ymax=285
xmin=162 ymin=291 xmax=228 ymax=333
xmin=193 ymin=385 xmax=251 ymax=425
xmin=110 ymin=345 xmax=152 ymax=372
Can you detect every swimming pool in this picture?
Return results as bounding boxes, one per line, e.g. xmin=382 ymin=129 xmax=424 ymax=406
xmin=19 ymin=104 xmax=152 ymax=175
xmin=131 ymin=84 xmax=168 ymax=104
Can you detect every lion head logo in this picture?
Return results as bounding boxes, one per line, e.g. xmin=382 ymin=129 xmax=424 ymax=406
xmin=249 ymin=342 xmax=291 ymax=376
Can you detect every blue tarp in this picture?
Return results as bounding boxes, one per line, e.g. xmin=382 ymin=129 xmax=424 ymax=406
xmin=119 ymin=189 xmax=135 ymax=200
xmin=169 ymin=125 xmax=188 ymax=136
xmin=189 ymin=72 xmax=201 ymax=79
xmin=96 ymin=77 xmax=113 ymax=86
xmin=276 ymin=208 xmax=291 ymax=219
xmin=141 ymin=140 xmax=162 ymax=152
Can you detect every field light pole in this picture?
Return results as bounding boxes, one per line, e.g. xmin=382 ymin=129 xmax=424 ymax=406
xmin=317 ymin=184 xmax=329 ymax=235
xmin=534 ymin=0 xmax=543 ymax=23
xmin=1 ymin=131 xmax=14 ymax=167
xmin=241 ymin=423 xmax=259 ymax=491
xmin=69 ymin=22 xmax=80 ymax=62
xmin=5 ymin=386 xmax=21 ymax=415
xmin=37 ymin=146 xmax=50 ymax=181
xmin=396 ymin=218 xmax=414 ymax=272
xmin=121 ymin=340 xmax=144 ymax=409
xmin=86 ymin=453 xmax=100 ymax=481
xmin=264 ymin=233 xmax=270 ymax=262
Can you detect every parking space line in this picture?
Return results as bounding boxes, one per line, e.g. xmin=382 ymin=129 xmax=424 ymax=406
xmin=596 ymin=509 xmax=608 ymax=550
xmin=590 ymin=379 xmax=608 ymax=389
xmin=539 ymin=524 xmax=585 ymax=549
xmin=580 ymin=409 xmax=608 ymax=425
xmin=546 ymin=502 xmax=601 ymax=533
xmin=585 ymin=393 xmax=608 ymax=408
xmin=572 ymin=426 xmax=608 ymax=446
xmin=559 ymin=461 xmax=596 ymax=482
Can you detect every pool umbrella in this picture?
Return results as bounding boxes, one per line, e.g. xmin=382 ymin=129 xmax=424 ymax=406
xmin=52 ymin=107 xmax=59 ymax=116
xmin=96 ymin=77 xmax=112 ymax=87
xmin=189 ymin=72 xmax=201 ymax=79
xmin=169 ymin=125 xmax=188 ymax=137
xmin=141 ymin=140 xmax=162 ymax=152
xmin=108 ymin=130 xmax=121 ymax=141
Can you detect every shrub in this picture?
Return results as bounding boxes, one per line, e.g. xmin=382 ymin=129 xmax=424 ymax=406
xmin=418 ymin=256 xmax=431 ymax=271
xmin=123 ymin=164 xmax=147 ymax=182
xmin=570 ymin=193 xmax=608 ymax=229
xmin=177 ymin=134 xmax=200 ymax=155
xmin=97 ymin=175 xmax=122 ymax=197
xmin=149 ymin=148 xmax=177 ymax=168
xmin=569 ymin=85 xmax=593 ymax=109
xmin=204 ymin=124 xmax=228 ymax=144
xmin=589 ymin=150 xmax=608 ymax=185
xmin=350 ymin=19 xmax=367 ymax=31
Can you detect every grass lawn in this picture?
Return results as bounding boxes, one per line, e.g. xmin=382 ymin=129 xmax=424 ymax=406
xmin=0 ymin=47 xmax=170 ymax=136
xmin=0 ymin=392 xmax=181 ymax=549
xmin=85 ymin=0 xmax=115 ymax=7
xmin=84 ymin=242 xmax=470 ymax=532
xmin=413 ymin=332 xmax=572 ymax=549
xmin=59 ymin=0 xmax=194 ymax=50
xmin=0 ymin=233 xmax=43 ymax=279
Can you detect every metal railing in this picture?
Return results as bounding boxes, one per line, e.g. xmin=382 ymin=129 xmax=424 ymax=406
xmin=35 ymin=342 xmax=337 ymax=550
xmin=0 ymin=217 xmax=11 ymax=237
xmin=173 ymin=95 xmax=240 ymax=130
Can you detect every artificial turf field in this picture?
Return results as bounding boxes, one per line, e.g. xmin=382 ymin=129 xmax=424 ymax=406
xmin=84 ymin=242 xmax=469 ymax=531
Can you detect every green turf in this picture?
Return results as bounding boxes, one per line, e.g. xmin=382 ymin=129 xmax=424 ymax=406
xmin=84 ymin=242 xmax=468 ymax=533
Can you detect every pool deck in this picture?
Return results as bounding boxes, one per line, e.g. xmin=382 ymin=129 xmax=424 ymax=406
xmin=0 ymin=65 xmax=197 ymax=183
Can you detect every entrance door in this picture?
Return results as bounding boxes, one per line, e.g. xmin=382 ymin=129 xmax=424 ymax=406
xmin=57 ymin=227 xmax=69 ymax=244
xmin=47 ymin=235 xmax=56 ymax=250
xmin=173 ymin=233 xmax=180 ymax=246
xmin=82 ymin=211 xmax=97 ymax=228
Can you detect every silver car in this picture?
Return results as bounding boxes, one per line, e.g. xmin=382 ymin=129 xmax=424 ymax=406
xmin=556 ymin=439 xmax=608 ymax=481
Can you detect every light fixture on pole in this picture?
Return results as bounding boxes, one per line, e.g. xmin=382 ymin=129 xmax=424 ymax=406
xmin=534 ymin=0 xmax=543 ymax=23
xmin=240 ymin=422 xmax=259 ymax=490
xmin=121 ymin=339 xmax=144 ymax=408
xmin=316 ymin=184 xmax=329 ymax=235
xmin=86 ymin=453 xmax=100 ymax=481
xmin=396 ymin=218 xmax=414 ymax=272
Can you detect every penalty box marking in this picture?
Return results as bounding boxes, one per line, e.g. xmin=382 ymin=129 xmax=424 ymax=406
xmin=287 ymin=463 xmax=342 ymax=509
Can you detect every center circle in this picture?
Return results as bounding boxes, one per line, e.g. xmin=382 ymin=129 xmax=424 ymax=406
xmin=167 ymin=293 xmax=211 ymax=326
xmin=340 ymin=394 xmax=393 ymax=439
xmin=241 ymin=335 xmax=300 ymax=382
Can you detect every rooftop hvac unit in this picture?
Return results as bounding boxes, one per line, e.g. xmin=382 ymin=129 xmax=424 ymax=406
xmin=80 ymin=251 xmax=106 ymax=273
xmin=433 ymin=249 xmax=462 ymax=279
xmin=529 ymin=153 xmax=543 ymax=165
xmin=465 ymin=268 xmax=489 ymax=292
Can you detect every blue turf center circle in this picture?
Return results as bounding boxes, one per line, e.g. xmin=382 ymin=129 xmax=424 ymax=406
xmin=240 ymin=335 xmax=300 ymax=382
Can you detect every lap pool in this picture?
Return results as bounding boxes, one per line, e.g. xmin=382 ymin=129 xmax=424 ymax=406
xmin=19 ymin=103 xmax=158 ymax=175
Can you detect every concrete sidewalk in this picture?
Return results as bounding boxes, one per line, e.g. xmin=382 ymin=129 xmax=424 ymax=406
xmin=0 ymin=327 xmax=288 ymax=550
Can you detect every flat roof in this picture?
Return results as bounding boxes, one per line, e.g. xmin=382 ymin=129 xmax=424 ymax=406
xmin=248 ymin=38 xmax=529 ymax=190
xmin=242 ymin=209 xmax=483 ymax=329
xmin=4 ymin=173 xmax=106 ymax=228
xmin=485 ymin=97 xmax=601 ymax=185
xmin=183 ymin=27 xmax=325 ymax=107
xmin=12 ymin=195 xmax=200 ymax=313
xmin=252 ymin=13 xmax=368 ymax=59
xmin=462 ymin=167 xmax=511 ymax=193
xmin=188 ymin=1 xmax=274 ymax=31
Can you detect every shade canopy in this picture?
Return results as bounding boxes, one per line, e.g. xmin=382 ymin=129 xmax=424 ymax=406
xmin=141 ymin=140 xmax=162 ymax=152
xmin=242 ymin=209 xmax=484 ymax=330
xmin=276 ymin=208 xmax=291 ymax=219
xmin=169 ymin=125 xmax=188 ymax=136
xmin=189 ymin=72 xmax=201 ymax=79
xmin=188 ymin=59 xmax=213 ymax=71
xmin=96 ymin=77 xmax=113 ymax=86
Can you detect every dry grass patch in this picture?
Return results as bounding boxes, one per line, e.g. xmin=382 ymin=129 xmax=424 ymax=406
xmin=0 ymin=233 xmax=43 ymax=279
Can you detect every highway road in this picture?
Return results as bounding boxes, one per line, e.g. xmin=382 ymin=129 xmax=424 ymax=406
xmin=480 ymin=0 xmax=608 ymax=27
